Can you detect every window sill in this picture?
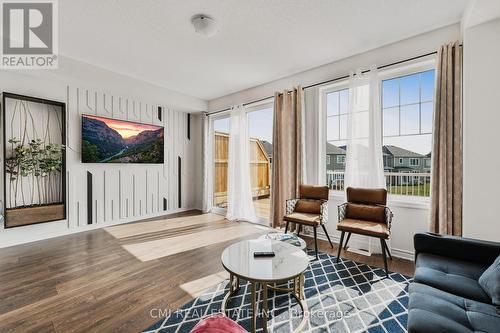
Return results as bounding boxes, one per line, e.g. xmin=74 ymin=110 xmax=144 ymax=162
xmin=388 ymin=195 xmax=430 ymax=210
xmin=328 ymin=191 xmax=430 ymax=210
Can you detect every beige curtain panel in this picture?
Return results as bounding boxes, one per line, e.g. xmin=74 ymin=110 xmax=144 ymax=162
xmin=270 ymin=86 xmax=304 ymax=228
xmin=429 ymin=41 xmax=462 ymax=236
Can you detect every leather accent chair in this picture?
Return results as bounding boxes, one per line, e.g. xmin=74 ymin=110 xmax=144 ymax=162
xmin=336 ymin=187 xmax=394 ymax=276
xmin=283 ymin=185 xmax=334 ymax=260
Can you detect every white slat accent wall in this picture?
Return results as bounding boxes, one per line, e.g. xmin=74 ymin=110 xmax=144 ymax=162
xmin=62 ymin=86 xmax=197 ymax=229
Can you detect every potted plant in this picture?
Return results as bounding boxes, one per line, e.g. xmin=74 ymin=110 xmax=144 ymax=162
xmin=4 ymin=138 xmax=65 ymax=227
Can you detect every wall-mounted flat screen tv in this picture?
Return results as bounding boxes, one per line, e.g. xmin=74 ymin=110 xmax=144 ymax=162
xmin=81 ymin=114 xmax=164 ymax=164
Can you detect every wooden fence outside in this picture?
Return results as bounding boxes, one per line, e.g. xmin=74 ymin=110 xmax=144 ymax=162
xmin=213 ymin=131 xmax=271 ymax=207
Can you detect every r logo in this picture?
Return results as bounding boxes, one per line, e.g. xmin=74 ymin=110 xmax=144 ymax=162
xmin=2 ymin=2 xmax=53 ymax=54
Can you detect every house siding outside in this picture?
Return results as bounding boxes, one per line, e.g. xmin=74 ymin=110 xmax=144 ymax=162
xmin=326 ymin=154 xmax=346 ymax=171
xmin=326 ymin=144 xmax=431 ymax=173
xmin=392 ymin=157 xmax=426 ymax=172
xmin=326 ymin=143 xmax=346 ymax=172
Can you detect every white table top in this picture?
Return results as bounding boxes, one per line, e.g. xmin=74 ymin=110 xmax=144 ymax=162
xmin=221 ymin=239 xmax=309 ymax=282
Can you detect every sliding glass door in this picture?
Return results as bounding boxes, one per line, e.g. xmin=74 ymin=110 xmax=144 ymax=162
xmin=208 ymin=104 xmax=274 ymax=222
xmin=212 ymin=115 xmax=230 ymax=214
xmin=247 ymin=103 xmax=273 ymax=224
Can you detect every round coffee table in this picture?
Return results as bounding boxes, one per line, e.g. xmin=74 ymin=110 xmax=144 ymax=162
xmin=221 ymin=239 xmax=309 ymax=333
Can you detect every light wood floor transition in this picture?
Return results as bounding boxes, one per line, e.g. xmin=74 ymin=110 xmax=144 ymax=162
xmin=0 ymin=211 xmax=414 ymax=333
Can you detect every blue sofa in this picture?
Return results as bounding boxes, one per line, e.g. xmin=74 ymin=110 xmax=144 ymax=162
xmin=408 ymin=232 xmax=500 ymax=333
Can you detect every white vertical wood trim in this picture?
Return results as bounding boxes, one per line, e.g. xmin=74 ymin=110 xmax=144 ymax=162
xmin=11 ymin=85 xmax=199 ymax=238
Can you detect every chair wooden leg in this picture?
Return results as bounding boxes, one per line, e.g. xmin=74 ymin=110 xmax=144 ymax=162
xmin=382 ymin=239 xmax=393 ymax=260
xmin=380 ymin=238 xmax=389 ymax=277
xmin=321 ymin=224 xmax=334 ymax=248
xmin=336 ymin=231 xmax=345 ymax=263
xmin=343 ymin=232 xmax=352 ymax=250
xmin=297 ymin=224 xmax=302 ymax=237
xmin=313 ymin=226 xmax=319 ymax=260
xmin=284 ymin=220 xmax=289 ymax=234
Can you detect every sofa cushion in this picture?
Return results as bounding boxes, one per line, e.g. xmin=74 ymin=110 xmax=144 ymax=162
xmin=283 ymin=212 xmax=320 ymax=226
xmin=346 ymin=187 xmax=387 ymax=205
xmin=479 ymin=254 xmax=500 ymax=306
xmin=345 ymin=203 xmax=385 ymax=223
xmin=299 ymin=185 xmax=329 ymax=200
xmin=294 ymin=199 xmax=321 ymax=214
xmin=415 ymin=253 xmax=490 ymax=303
xmin=408 ymin=282 xmax=500 ymax=333
xmin=337 ymin=218 xmax=389 ymax=238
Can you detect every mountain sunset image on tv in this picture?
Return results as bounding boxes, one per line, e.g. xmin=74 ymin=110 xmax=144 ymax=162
xmin=81 ymin=115 xmax=164 ymax=163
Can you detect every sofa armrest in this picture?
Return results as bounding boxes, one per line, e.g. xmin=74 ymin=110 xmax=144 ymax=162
xmin=414 ymin=232 xmax=500 ymax=265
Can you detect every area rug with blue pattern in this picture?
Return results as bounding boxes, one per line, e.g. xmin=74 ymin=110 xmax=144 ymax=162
xmin=142 ymin=251 xmax=411 ymax=333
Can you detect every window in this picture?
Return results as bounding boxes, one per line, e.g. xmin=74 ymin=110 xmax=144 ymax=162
xmin=383 ymin=70 xmax=434 ymax=137
xmin=325 ymin=87 xmax=349 ymax=191
xmin=326 ymin=88 xmax=349 ymax=145
xmin=383 ymin=68 xmax=435 ymax=197
xmin=322 ymin=64 xmax=435 ymax=197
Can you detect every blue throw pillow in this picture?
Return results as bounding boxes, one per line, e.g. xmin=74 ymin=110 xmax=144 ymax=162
xmin=479 ymin=254 xmax=500 ymax=306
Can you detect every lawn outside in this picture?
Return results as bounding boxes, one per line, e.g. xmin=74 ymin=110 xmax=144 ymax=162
xmin=387 ymin=183 xmax=431 ymax=197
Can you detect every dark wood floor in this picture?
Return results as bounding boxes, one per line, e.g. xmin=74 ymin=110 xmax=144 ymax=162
xmin=0 ymin=211 xmax=414 ymax=333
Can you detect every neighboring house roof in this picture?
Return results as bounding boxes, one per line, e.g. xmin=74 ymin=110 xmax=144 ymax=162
xmin=383 ymin=145 xmax=424 ymax=158
xmin=326 ymin=143 xmax=346 ymax=155
xmin=261 ymin=140 xmax=273 ymax=159
xmin=425 ymin=152 xmax=431 ymax=158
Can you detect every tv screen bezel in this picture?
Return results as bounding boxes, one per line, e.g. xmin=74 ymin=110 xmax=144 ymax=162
xmin=81 ymin=113 xmax=165 ymax=164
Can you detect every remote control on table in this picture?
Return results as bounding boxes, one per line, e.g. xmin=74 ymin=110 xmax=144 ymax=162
xmin=253 ymin=251 xmax=275 ymax=258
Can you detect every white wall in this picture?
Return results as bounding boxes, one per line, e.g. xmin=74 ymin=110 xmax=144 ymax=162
xmin=208 ymin=24 xmax=462 ymax=259
xmin=0 ymin=58 xmax=206 ymax=248
xmin=463 ymin=17 xmax=500 ymax=242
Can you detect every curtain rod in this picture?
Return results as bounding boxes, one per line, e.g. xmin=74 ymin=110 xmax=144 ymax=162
xmin=206 ymin=47 xmax=455 ymax=117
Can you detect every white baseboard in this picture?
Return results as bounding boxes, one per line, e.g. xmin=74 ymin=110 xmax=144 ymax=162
xmin=390 ymin=247 xmax=415 ymax=261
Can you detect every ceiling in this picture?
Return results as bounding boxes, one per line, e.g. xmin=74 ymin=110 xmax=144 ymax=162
xmin=60 ymin=0 xmax=469 ymax=101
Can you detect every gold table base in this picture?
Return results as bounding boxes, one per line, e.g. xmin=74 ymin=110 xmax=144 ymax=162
xmin=221 ymin=273 xmax=308 ymax=333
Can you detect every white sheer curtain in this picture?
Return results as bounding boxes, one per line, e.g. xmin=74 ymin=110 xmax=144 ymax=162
xmin=226 ymin=105 xmax=257 ymax=222
xmin=344 ymin=67 xmax=386 ymax=189
xmin=344 ymin=67 xmax=386 ymax=255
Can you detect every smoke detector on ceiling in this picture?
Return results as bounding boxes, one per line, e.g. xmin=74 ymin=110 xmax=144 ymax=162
xmin=191 ymin=14 xmax=218 ymax=37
